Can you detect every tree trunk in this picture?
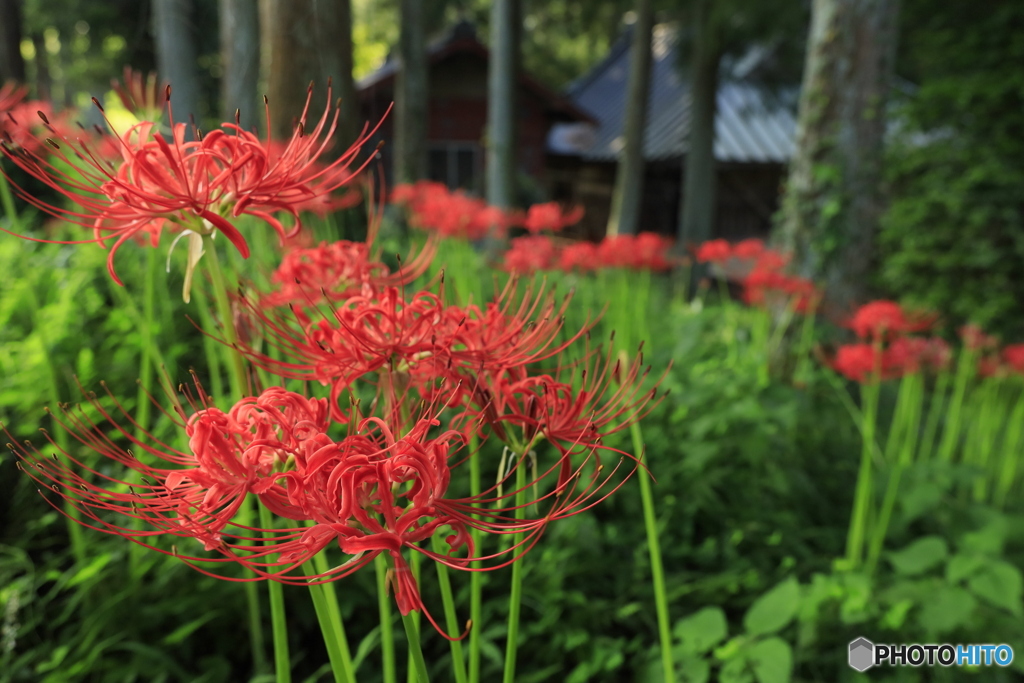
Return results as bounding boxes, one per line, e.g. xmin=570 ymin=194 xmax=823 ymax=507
xmin=394 ymin=0 xmax=428 ymax=184
xmin=219 ymin=0 xmax=259 ymax=128
xmin=678 ymin=0 xmax=722 ymax=253
xmin=259 ymin=0 xmax=358 ymax=146
xmin=0 ymin=0 xmax=25 ymax=84
xmin=486 ymin=0 xmax=519 ymax=211
xmin=152 ymin=0 xmax=202 ymax=124
xmin=606 ymin=0 xmax=654 ymax=237
xmin=775 ymin=0 xmax=900 ymax=313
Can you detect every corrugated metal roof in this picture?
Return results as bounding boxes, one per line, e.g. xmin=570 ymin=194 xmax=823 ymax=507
xmin=553 ymin=24 xmax=796 ymax=164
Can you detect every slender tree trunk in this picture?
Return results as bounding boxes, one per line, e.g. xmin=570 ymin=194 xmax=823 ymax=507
xmin=259 ymin=0 xmax=358 ymax=145
xmin=220 ymin=0 xmax=259 ymax=128
xmin=31 ymin=33 xmax=50 ymax=101
xmin=153 ymin=0 xmax=202 ymax=124
xmin=607 ymin=0 xmax=654 ymax=237
xmin=775 ymin=0 xmax=900 ymax=312
xmin=0 ymin=0 xmax=25 ymax=84
xmin=394 ymin=0 xmax=428 ymax=184
xmin=678 ymin=0 xmax=722 ymax=252
xmin=487 ymin=0 xmax=519 ymax=211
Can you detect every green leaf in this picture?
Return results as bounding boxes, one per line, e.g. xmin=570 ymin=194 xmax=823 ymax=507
xmin=65 ymin=553 xmax=111 ymax=588
xmin=744 ymin=578 xmax=801 ymax=636
xmin=967 ymin=560 xmax=1023 ymax=615
xmin=946 ymin=553 xmax=986 ymax=584
xmin=888 ymin=536 xmax=948 ymax=576
xmin=674 ymin=607 xmax=729 ymax=654
xmin=749 ymin=637 xmax=793 ymax=683
xmin=720 ymin=656 xmax=755 ymax=683
xmin=161 ymin=611 xmax=219 ymax=645
xmin=918 ymin=586 xmax=977 ymax=636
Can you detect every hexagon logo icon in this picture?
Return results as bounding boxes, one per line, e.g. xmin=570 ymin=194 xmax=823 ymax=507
xmin=849 ymin=637 xmax=875 ymax=672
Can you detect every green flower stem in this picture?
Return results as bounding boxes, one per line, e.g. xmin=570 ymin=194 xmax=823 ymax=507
xmin=793 ymin=308 xmax=817 ymax=385
xmin=407 ymin=550 xmax=422 ymax=683
xmin=201 ymin=246 xmax=270 ymax=675
xmin=259 ymin=504 xmax=292 ymax=683
xmin=969 ymin=379 xmax=999 ymax=501
xmin=431 ymin=536 xmax=468 ymax=683
xmin=846 ymin=378 xmax=881 ymax=569
xmin=311 ymin=551 xmax=357 ymax=680
xmin=375 ymin=555 xmax=398 ymax=683
xmin=866 ymin=373 xmax=923 ymax=575
xmin=501 ymin=456 xmax=527 ymax=683
xmin=190 ymin=284 xmax=225 ymax=399
xmin=468 ymin=433 xmax=483 ymax=683
xmin=936 ymin=348 xmax=976 ymax=463
xmin=632 ymin=419 xmax=675 ymax=683
xmin=304 ymin=570 xmax=354 ymax=683
xmin=916 ymin=370 xmax=950 ymax=462
xmin=994 ymin=390 xmax=1024 ymax=508
xmin=400 ymin=605 xmax=431 ymax=683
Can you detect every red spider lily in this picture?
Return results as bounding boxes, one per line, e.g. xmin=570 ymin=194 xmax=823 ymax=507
xmin=883 ymin=336 xmax=951 ymax=375
xmin=596 ymin=232 xmax=674 ymax=271
xmin=1002 ymin=344 xmax=1024 ymax=375
xmin=503 ymin=235 xmax=557 ymax=274
xmin=10 ymin=380 xmax=639 ymax=638
xmin=393 ymin=181 xmax=511 ymax=241
xmin=0 ymin=82 xmax=384 ymax=300
xmin=959 ymin=323 xmax=999 ymax=352
xmin=732 ymin=238 xmax=765 ymax=260
xmin=833 ymin=343 xmax=890 ymax=383
xmin=262 ymin=236 xmax=437 ymax=309
xmin=0 ymin=81 xmax=26 ymax=113
xmin=695 ymin=238 xmax=731 ymax=263
xmin=1 ymin=101 xmax=78 ymax=155
xmin=848 ymin=301 xmax=936 ymax=341
xmin=520 ymin=202 xmax=584 ymax=234
xmin=557 ymin=240 xmax=600 ymax=272
xmin=111 ymin=67 xmax=168 ymax=121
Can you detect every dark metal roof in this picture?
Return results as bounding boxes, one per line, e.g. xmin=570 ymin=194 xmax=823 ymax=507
xmin=551 ymin=24 xmax=796 ymax=164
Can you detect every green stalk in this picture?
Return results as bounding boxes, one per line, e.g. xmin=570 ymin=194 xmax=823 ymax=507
xmin=632 ymin=419 xmax=675 ymax=683
xmin=311 ymin=551 xmax=357 ymax=681
xmin=916 ymin=371 xmax=950 ymax=462
xmin=501 ymin=456 xmax=527 ymax=683
xmin=375 ymin=555 xmax=398 ymax=683
xmin=468 ymin=433 xmax=483 ymax=683
xmin=866 ymin=373 xmax=923 ymax=575
xmin=399 ymin=604 xmax=431 ymax=683
xmin=407 ymin=550 xmax=422 ymax=683
xmin=260 ymin=504 xmax=292 ymax=683
xmin=972 ymin=379 xmax=1003 ymax=501
xmin=201 ymin=246 xmax=269 ymax=675
xmin=304 ymin=571 xmax=354 ymax=683
xmin=994 ymin=390 xmax=1024 ymax=508
xmin=432 ymin=535 xmax=467 ymax=683
xmin=846 ymin=377 xmax=880 ymax=570
xmin=936 ymin=348 xmax=976 ymax=464
xmin=793 ymin=307 xmax=817 ymax=386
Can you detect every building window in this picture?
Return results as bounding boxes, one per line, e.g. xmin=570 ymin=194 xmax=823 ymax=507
xmin=427 ymin=143 xmax=481 ymax=192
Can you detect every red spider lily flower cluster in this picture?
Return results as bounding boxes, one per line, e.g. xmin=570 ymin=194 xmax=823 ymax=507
xmin=521 ymin=202 xmax=584 ymax=234
xmin=832 ymin=301 xmax=950 ymax=382
xmin=9 ymin=239 xmax=661 ymax=633
xmin=111 ymin=67 xmax=168 ymax=122
xmin=390 ymin=181 xmax=585 ymax=242
xmin=391 ymin=181 xmax=512 ymax=241
xmin=262 ymin=236 xmax=436 ymax=310
xmin=956 ymin=324 xmax=1024 ymax=378
xmin=0 ymin=81 xmax=382 ymax=301
xmin=503 ymin=232 xmax=675 ymax=275
xmin=694 ymin=239 xmax=819 ymax=312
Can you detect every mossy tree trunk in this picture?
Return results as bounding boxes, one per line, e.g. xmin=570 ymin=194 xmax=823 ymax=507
xmin=607 ymin=0 xmax=654 ymax=237
xmin=219 ymin=0 xmax=260 ymax=129
xmin=776 ymin=0 xmax=900 ymax=313
xmin=394 ymin=0 xmax=428 ymax=184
